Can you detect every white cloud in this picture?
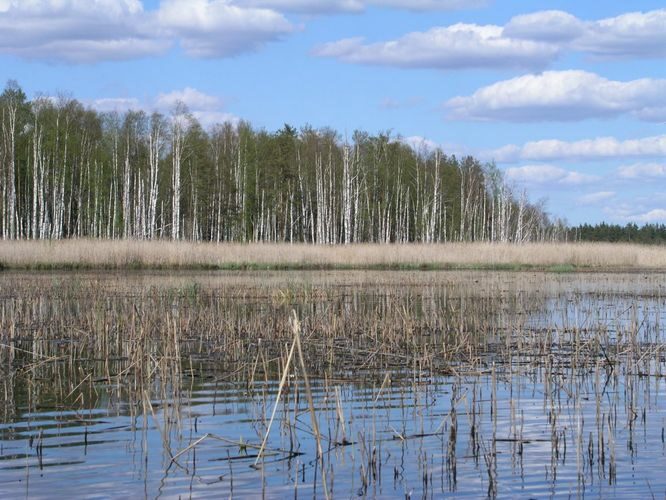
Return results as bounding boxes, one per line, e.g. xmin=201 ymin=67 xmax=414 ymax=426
xmin=5 ymin=3 xmax=664 ymax=65
xmin=155 ymin=87 xmax=222 ymax=110
xmin=617 ymin=163 xmax=666 ymax=179
xmin=506 ymin=8 xmax=666 ymax=59
xmin=90 ymin=97 xmax=142 ymax=113
xmin=577 ymin=191 xmax=615 ymax=205
xmin=604 ymin=197 xmax=666 ymax=223
xmin=0 ymin=0 xmax=167 ymax=63
xmin=9 ymin=3 xmax=663 ymax=67
xmin=0 ymin=0 xmax=294 ymax=62
xmin=316 ymin=8 xmax=666 ymax=70
xmin=446 ymin=70 xmax=666 ymax=122
xmin=367 ymin=0 xmax=486 ymax=11
xmin=234 ymin=0 xmax=484 ymax=13
xmin=153 ymin=88 xmax=239 ymax=127
xmin=389 ymin=135 xmax=475 ymax=157
xmin=504 ymin=10 xmax=584 ymax=43
xmin=575 ymin=9 xmax=666 ymax=59
xmin=191 ymin=110 xmax=240 ymax=128
xmin=158 ymin=0 xmax=293 ymax=58
xmin=314 ymin=24 xmax=557 ymax=70
xmin=485 ymin=135 xmax=666 ymax=163
xmin=632 ymin=107 xmax=666 ymax=122
xmin=89 ymin=87 xmax=238 ymax=128
xmin=505 ymin=164 xmax=598 ymax=185
xmin=234 ymin=0 xmax=364 ymax=13
xmin=400 ymin=135 xmax=438 ymax=152
xmin=622 ymin=209 xmax=666 ymax=223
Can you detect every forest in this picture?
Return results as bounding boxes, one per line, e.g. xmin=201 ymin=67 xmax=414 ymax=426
xmin=569 ymin=223 xmax=666 ymax=244
xmin=0 ymin=80 xmax=566 ymax=243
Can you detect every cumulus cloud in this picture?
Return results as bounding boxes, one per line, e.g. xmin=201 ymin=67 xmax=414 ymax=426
xmin=484 ymin=135 xmax=666 ymax=163
xmin=577 ymin=191 xmax=615 ymax=206
xmin=314 ymin=24 xmax=557 ymax=70
xmin=0 ymin=0 xmax=293 ymax=62
xmin=157 ymin=88 xmax=240 ymax=127
xmin=367 ymin=0 xmax=486 ymax=11
xmin=158 ymin=0 xmax=293 ymax=58
xmin=155 ymin=87 xmax=222 ymax=110
xmin=235 ymin=0 xmax=364 ymax=13
xmin=621 ymin=209 xmax=666 ymax=223
xmin=603 ymin=194 xmax=666 ymax=223
xmin=316 ymin=8 xmax=666 ymax=70
xmin=89 ymin=87 xmax=238 ymax=128
xmin=400 ymin=135 xmax=439 ymax=152
xmin=90 ymin=97 xmax=142 ymax=113
xmin=617 ymin=163 xmax=666 ymax=179
xmin=505 ymin=9 xmax=666 ymax=59
xmin=573 ymin=9 xmax=666 ymax=59
xmin=0 ymin=0 xmax=168 ymax=63
xmin=0 ymin=0 xmax=490 ymax=63
xmin=235 ymin=0 xmax=484 ymax=13
xmin=6 ymin=2 xmax=663 ymax=67
xmin=446 ymin=70 xmax=666 ymax=122
xmin=504 ymin=10 xmax=584 ymax=43
xmin=191 ymin=110 xmax=240 ymax=128
xmin=505 ymin=164 xmax=598 ymax=186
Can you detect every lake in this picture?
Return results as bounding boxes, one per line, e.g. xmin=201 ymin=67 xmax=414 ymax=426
xmin=1 ymin=270 xmax=665 ymax=498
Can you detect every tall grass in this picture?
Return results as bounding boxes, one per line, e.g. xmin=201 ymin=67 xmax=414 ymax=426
xmin=0 ymin=239 xmax=664 ymax=270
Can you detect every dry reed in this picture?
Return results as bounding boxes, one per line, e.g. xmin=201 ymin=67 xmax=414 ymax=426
xmin=0 ymin=239 xmax=665 ymax=270
xmin=1 ymin=271 xmax=665 ymax=497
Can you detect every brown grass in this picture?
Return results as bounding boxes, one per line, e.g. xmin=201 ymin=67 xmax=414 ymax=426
xmin=0 ymin=239 xmax=665 ymax=270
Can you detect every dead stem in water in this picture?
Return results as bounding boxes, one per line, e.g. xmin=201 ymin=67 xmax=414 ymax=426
xmin=0 ymin=271 xmax=665 ymax=497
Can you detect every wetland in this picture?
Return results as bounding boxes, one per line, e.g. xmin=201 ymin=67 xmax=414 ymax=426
xmin=0 ymin=270 xmax=665 ymax=498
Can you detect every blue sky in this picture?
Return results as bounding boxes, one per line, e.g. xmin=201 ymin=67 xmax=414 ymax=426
xmin=1 ymin=0 xmax=665 ymax=225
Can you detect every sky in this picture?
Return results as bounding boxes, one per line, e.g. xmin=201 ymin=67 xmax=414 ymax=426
xmin=0 ymin=0 xmax=665 ymax=226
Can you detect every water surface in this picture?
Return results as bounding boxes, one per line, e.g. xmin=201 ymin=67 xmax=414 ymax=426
xmin=0 ymin=270 xmax=665 ymax=498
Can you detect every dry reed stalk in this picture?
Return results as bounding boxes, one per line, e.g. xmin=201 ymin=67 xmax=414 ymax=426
xmin=292 ymin=310 xmax=330 ymax=500
xmin=1 ymin=239 xmax=666 ymax=270
xmin=253 ymin=332 xmax=297 ymax=467
xmin=143 ymin=389 xmax=174 ymax=461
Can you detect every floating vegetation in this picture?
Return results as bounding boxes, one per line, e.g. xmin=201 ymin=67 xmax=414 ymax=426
xmin=0 ymin=270 xmax=665 ymax=497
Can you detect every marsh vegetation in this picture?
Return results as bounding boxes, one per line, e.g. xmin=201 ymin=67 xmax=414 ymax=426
xmin=1 ymin=270 xmax=665 ymax=497
xmin=1 ymin=240 xmax=666 ymax=271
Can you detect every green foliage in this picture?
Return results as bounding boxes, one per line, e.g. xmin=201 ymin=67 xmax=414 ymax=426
xmin=568 ymin=223 xmax=666 ymax=244
xmin=547 ymin=264 xmax=576 ymax=273
xmin=0 ymin=80 xmax=561 ymax=243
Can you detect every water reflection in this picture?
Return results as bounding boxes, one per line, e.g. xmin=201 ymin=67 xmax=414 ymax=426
xmin=0 ymin=271 xmax=665 ymax=498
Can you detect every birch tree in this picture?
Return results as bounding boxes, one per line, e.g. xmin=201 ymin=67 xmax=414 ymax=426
xmin=0 ymin=80 xmax=561 ymax=244
xmin=170 ymin=103 xmax=190 ymax=240
xmin=1 ymin=81 xmax=26 ymax=239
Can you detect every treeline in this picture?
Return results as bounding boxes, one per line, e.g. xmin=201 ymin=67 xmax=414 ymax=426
xmin=0 ymin=80 xmax=564 ymax=243
xmin=568 ymin=223 xmax=666 ymax=244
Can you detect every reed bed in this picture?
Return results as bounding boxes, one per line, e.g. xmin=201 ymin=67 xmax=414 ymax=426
xmin=1 ymin=239 xmax=666 ymax=270
xmin=1 ymin=271 xmax=665 ymax=497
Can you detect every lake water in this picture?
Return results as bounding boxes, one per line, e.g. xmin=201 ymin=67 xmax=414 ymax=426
xmin=0 ymin=271 xmax=665 ymax=498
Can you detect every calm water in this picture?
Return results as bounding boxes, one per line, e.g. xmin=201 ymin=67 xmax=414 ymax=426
xmin=1 ymin=271 xmax=665 ymax=498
